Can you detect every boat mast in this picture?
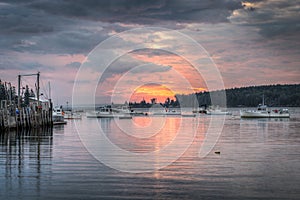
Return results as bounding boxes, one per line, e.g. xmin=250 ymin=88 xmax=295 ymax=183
xmin=48 ymin=81 xmax=51 ymax=101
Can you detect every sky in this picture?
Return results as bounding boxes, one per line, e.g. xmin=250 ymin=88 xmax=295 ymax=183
xmin=0 ymin=0 xmax=299 ymax=105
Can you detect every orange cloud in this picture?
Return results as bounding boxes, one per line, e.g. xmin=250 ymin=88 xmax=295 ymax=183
xmin=92 ymin=50 xmax=210 ymax=103
xmin=130 ymin=50 xmax=208 ymax=92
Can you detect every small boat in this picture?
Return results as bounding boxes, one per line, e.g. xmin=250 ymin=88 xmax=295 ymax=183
xmin=206 ymin=106 xmax=231 ymax=115
xmin=192 ymin=108 xmax=207 ymax=114
xmin=181 ymin=113 xmax=196 ymax=117
xmin=206 ymin=110 xmax=231 ymax=115
xmin=53 ymin=107 xmax=67 ymax=125
xmin=240 ymin=96 xmax=290 ymax=118
xmin=118 ymin=115 xmax=133 ymax=119
xmin=64 ymin=111 xmax=82 ymax=119
xmin=112 ymin=106 xmax=147 ymax=116
xmin=86 ymin=105 xmax=132 ymax=119
xmin=153 ymin=108 xmax=181 ymax=116
xmin=193 ymin=105 xmax=230 ymax=115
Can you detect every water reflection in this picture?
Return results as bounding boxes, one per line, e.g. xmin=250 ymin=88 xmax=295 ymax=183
xmin=0 ymin=128 xmax=53 ymax=197
xmin=0 ymin=114 xmax=299 ymax=199
xmin=239 ymin=117 xmax=293 ymax=143
xmin=100 ymin=117 xmax=182 ymax=153
xmin=76 ymin=117 xmax=202 ymax=172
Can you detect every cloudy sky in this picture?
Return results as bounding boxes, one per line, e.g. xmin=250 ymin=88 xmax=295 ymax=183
xmin=0 ymin=0 xmax=299 ymax=104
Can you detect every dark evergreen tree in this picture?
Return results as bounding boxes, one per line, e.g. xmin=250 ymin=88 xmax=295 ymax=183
xmin=24 ymin=85 xmax=30 ymax=106
xmin=0 ymin=80 xmax=6 ymax=101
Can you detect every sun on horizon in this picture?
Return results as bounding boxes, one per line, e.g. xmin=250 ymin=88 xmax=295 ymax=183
xmin=128 ymin=84 xmax=207 ymax=103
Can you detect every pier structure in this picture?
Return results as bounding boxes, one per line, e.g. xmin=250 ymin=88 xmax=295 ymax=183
xmin=0 ymin=73 xmax=53 ymax=132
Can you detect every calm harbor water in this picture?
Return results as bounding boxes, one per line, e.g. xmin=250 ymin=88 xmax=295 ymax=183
xmin=1 ymin=108 xmax=300 ymax=200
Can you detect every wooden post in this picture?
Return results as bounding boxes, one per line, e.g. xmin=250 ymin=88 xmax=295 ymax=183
xmin=8 ymin=82 xmax=11 ymax=106
xmin=48 ymin=81 xmax=52 ymax=126
xmin=49 ymin=100 xmax=53 ymax=125
xmin=37 ymin=72 xmax=40 ymax=107
xmin=18 ymin=75 xmax=21 ymax=109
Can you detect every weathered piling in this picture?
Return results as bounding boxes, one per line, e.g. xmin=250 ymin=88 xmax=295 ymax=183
xmin=0 ymin=106 xmax=53 ymax=131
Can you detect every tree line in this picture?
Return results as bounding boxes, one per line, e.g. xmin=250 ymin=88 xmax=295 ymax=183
xmin=0 ymin=79 xmax=35 ymax=108
xmin=177 ymin=84 xmax=300 ymax=107
xmin=129 ymin=84 xmax=300 ymax=108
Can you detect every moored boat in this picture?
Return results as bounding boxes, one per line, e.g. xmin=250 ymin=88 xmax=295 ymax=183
xmin=240 ymin=108 xmax=290 ymax=118
xmin=86 ymin=105 xmax=132 ymax=119
xmin=193 ymin=105 xmax=231 ymax=115
xmin=152 ymin=108 xmax=181 ymax=116
xmin=53 ymin=107 xmax=67 ymax=125
xmin=206 ymin=109 xmax=231 ymax=115
xmin=192 ymin=107 xmax=207 ymax=114
xmin=112 ymin=106 xmax=147 ymax=116
xmin=181 ymin=113 xmax=196 ymax=117
xmin=64 ymin=111 xmax=82 ymax=119
xmin=240 ymin=96 xmax=290 ymax=118
xmin=206 ymin=106 xmax=231 ymax=115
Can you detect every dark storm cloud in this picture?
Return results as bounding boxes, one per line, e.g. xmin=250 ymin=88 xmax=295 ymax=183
xmin=0 ymin=2 xmax=75 ymax=53
xmin=229 ymin=0 xmax=300 ymax=37
xmin=1 ymin=0 xmax=298 ymax=37
xmin=0 ymin=0 xmax=298 ymax=56
xmin=0 ymin=2 xmax=56 ymax=35
xmin=4 ymin=0 xmax=242 ymax=24
xmin=0 ymin=1 xmax=126 ymax=54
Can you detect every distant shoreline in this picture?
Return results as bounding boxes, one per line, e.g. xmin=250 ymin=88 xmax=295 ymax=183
xmin=59 ymin=84 xmax=300 ymax=109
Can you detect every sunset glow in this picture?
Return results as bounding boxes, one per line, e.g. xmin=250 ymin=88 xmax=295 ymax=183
xmin=130 ymin=84 xmax=176 ymax=103
xmin=0 ymin=0 xmax=298 ymax=105
xmin=0 ymin=1 xmax=299 ymax=199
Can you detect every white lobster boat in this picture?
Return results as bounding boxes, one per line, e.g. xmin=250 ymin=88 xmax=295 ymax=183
xmin=52 ymin=107 xmax=67 ymax=125
xmin=206 ymin=106 xmax=231 ymax=115
xmin=152 ymin=108 xmax=181 ymax=116
xmin=64 ymin=111 xmax=82 ymax=119
xmin=86 ymin=105 xmax=132 ymax=119
xmin=240 ymin=96 xmax=290 ymax=118
xmin=112 ymin=106 xmax=147 ymax=116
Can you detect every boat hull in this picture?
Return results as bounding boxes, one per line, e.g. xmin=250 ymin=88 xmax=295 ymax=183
xmin=86 ymin=112 xmax=132 ymax=119
xmin=53 ymin=121 xmax=67 ymax=125
xmin=240 ymin=96 xmax=290 ymax=118
xmin=152 ymin=112 xmax=181 ymax=116
xmin=240 ymin=111 xmax=290 ymax=118
xmin=53 ymin=107 xmax=67 ymax=125
xmin=181 ymin=113 xmax=196 ymax=117
xmin=206 ymin=111 xmax=231 ymax=115
xmin=64 ymin=113 xmax=82 ymax=119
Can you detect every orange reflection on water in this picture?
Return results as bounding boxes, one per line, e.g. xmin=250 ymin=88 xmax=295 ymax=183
xmin=152 ymin=117 xmax=181 ymax=151
xmin=97 ymin=116 xmax=212 ymax=175
xmin=106 ymin=117 xmax=181 ymax=153
xmin=132 ymin=117 xmax=152 ymax=128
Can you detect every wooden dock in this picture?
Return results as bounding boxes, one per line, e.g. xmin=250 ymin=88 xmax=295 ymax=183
xmin=0 ymin=105 xmax=53 ymax=132
xmin=0 ymin=76 xmax=53 ymax=132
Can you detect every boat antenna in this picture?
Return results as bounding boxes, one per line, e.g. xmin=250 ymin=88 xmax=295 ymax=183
xmin=262 ymin=94 xmax=265 ymax=106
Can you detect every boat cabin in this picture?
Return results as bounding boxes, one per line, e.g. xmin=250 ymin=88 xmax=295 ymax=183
xmin=257 ymin=104 xmax=267 ymax=111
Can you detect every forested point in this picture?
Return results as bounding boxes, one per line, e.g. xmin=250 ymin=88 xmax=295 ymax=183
xmin=189 ymin=84 xmax=300 ymax=107
xmin=129 ymin=84 xmax=300 ymax=108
